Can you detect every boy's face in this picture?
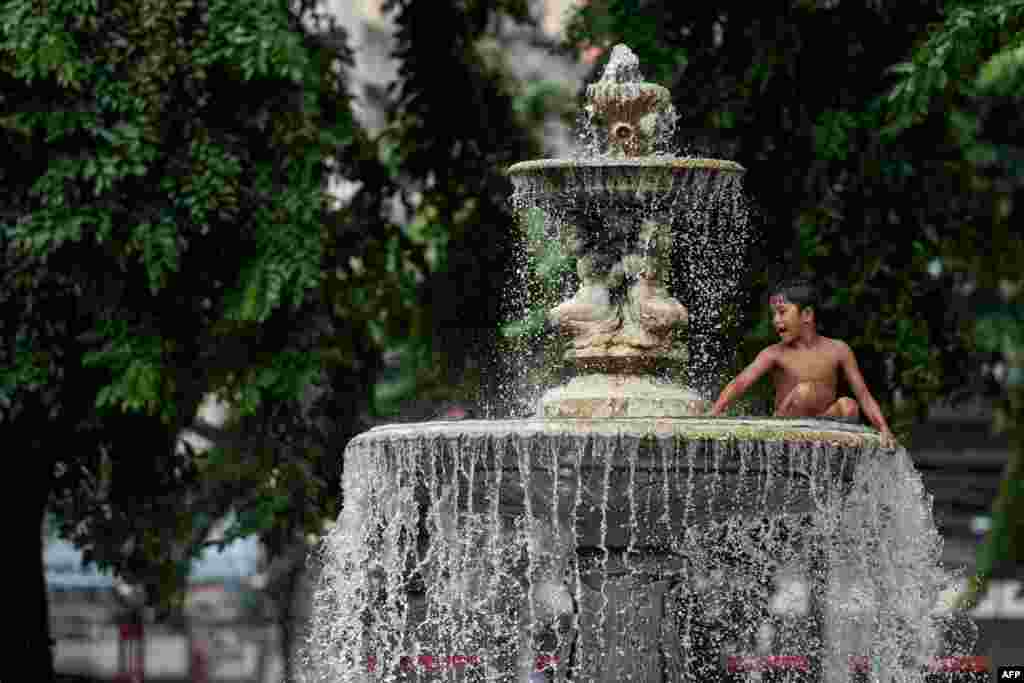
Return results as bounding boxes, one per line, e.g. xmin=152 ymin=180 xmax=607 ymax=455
xmin=770 ymin=294 xmax=811 ymax=344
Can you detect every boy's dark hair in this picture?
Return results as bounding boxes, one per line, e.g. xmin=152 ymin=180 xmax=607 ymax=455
xmin=769 ymin=279 xmax=820 ymax=314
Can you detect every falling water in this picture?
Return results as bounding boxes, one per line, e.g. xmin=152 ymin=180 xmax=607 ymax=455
xmin=302 ymin=422 xmax=968 ymax=682
xmin=505 ymin=164 xmax=750 ymax=394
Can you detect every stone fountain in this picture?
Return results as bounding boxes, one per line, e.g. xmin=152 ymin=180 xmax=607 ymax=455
xmin=302 ymin=45 xmax=966 ymax=683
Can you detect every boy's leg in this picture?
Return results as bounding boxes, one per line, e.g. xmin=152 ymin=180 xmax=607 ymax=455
xmin=821 ymin=397 xmax=859 ymax=422
xmin=775 ymin=382 xmax=826 ymax=417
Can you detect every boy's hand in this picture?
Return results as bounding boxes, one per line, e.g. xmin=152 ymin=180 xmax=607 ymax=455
xmin=879 ymin=429 xmax=898 ymax=450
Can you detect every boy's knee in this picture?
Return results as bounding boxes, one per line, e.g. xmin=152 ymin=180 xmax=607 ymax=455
xmin=837 ymin=397 xmax=859 ymax=418
xmin=777 ymin=382 xmax=815 ymax=416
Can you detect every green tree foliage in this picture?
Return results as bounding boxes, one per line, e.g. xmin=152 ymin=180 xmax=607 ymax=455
xmin=884 ymin=0 xmax=1024 ymax=601
xmin=2 ymin=0 xmax=552 ymax=676
xmin=369 ymin=0 xmax=550 ymax=416
xmin=0 ymin=0 xmax=357 ymax=676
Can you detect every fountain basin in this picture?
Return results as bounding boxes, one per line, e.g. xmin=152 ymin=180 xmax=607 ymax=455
xmin=343 ymin=417 xmax=883 ymax=554
xmin=351 ymin=415 xmax=878 ymax=445
xmin=317 ymin=418 xmax=901 ymax=683
xmin=507 ymin=157 xmax=745 ymax=205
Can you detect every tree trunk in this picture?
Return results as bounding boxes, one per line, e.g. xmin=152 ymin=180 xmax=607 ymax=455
xmin=278 ymin=560 xmax=304 ymax=683
xmin=18 ymin=435 xmax=56 ymax=681
xmin=264 ymin=541 xmax=311 ymax=683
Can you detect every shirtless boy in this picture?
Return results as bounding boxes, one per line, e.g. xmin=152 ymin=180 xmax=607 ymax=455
xmin=708 ymin=280 xmax=897 ymax=449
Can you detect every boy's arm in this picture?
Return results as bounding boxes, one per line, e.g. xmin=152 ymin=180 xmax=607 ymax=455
xmin=709 ymin=347 xmax=777 ymax=416
xmin=838 ymin=342 xmax=897 ymax=448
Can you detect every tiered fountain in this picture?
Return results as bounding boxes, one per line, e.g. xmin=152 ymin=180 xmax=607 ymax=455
xmin=303 ymin=46 xmax=963 ymax=682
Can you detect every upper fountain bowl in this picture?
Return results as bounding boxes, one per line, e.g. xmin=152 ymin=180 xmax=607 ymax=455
xmin=506 ymin=157 xmax=745 ymax=206
xmin=507 ymin=42 xmax=744 ymax=229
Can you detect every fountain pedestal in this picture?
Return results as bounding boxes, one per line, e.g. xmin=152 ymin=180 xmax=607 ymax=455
xmin=509 ymin=47 xmax=741 ymax=423
xmin=539 ymin=373 xmax=708 ymax=418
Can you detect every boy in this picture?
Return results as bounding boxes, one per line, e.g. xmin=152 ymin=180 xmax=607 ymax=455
xmin=708 ymin=280 xmax=897 ymax=449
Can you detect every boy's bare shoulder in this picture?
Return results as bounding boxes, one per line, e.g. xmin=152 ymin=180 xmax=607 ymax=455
xmin=821 ymin=336 xmax=853 ymax=358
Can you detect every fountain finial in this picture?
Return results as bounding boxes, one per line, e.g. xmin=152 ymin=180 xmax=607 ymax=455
xmin=601 ymin=44 xmax=643 ymax=83
xmin=585 ymin=44 xmax=676 ymax=158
